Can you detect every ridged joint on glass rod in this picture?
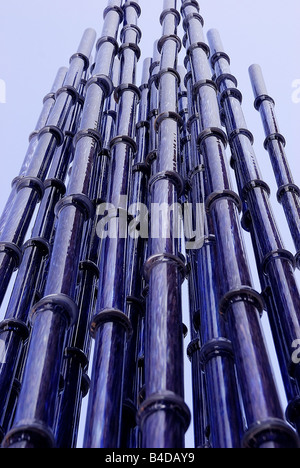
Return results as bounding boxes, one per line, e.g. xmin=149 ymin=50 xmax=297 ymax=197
xmin=42 ymin=91 xmax=56 ymax=105
xmin=55 ymin=193 xmax=95 ymax=221
xmin=132 ymin=162 xmax=150 ymax=176
xmin=186 ymin=41 xmax=210 ymax=59
xmin=197 ymin=127 xmax=228 ymax=150
xmin=118 ymin=42 xmax=141 ymax=61
xmin=242 ymin=418 xmax=300 ymax=449
xmin=136 ymin=120 xmax=150 ymax=132
xmin=55 ymin=85 xmax=80 ymax=104
xmin=286 ymin=396 xmax=300 ymax=427
xmin=149 ymin=73 xmax=159 ymax=92
xmin=64 ymin=347 xmax=89 ymax=371
xmin=110 ymin=135 xmax=138 ymax=155
xmin=182 ymin=12 xmax=204 ymax=32
xmin=262 ymin=249 xmax=296 ymax=275
xmin=0 ymin=242 xmax=22 ymax=269
xmin=149 ymin=170 xmax=185 ymax=197
xmin=44 ymin=178 xmax=66 ymax=195
xmin=205 ymin=189 xmax=242 ymax=213
xmin=65 ymin=129 xmax=76 ymax=139
xmin=114 ymin=83 xmax=141 ymax=103
xmin=187 ymin=338 xmax=201 ymax=362
xmin=81 ymin=374 xmax=91 ymax=398
xmin=149 ymin=60 xmax=160 ymax=76
xmin=22 ymin=237 xmax=50 ymax=257
xmin=242 ymin=179 xmax=271 ymax=200
xmin=104 ymin=109 xmax=117 ymax=122
xmin=193 ymin=79 xmax=217 ymax=96
xmin=122 ymin=1 xmax=142 ymax=18
xmin=254 ymin=94 xmax=275 ymax=111
xmin=73 ymin=128 xmax=102 ymax=153
xmin=137 ymin=391 xmax=191 ymax=433
xmin=28 ymin=130 xmax=40 ymax=142
xmin=199 ymin=338 xmax=234 ymax=369
xmin=69 ymin=52 xmax=90 ymax=72
xmin=154 ymin=110 xmax=183 ymax=132
xmin=219 ymin=286 xmax=265 ymax=319
xmin=96 ymin=35 xmax=119 ymax=57
xmin=79 ymin=260 xmax=100 ymax=279
xmin=219 ymin=88 xmax=243 ymax=107
xmin=155 ymin=68 xmax=181 ymax=89
xmin=160 ymin=8 xmax=181 ymax=26
xmin=178 ymin=89 xmax=188 ymax=101
xmin=187 ymin=164 xmax=205 ymax=189
xmin=86 ymin=73 xmax=114 ymax=99
xmin=121 ymin=24 xmax=142 ymax=43
xmin=198 ymin=234 xmax=216 ymax=248
xmin=103 ymin=4 xmax=124 ymax=21
xmin=180 ymin=0 xmax=200 ymax=15
xmin=0 ymin=318 xmax=30 ymax=341
xmin=157 ymin=34 xmax=182 ymax=54
xmin=76 ymin=91 xmax=85 ymax=107
xmin=9 ymin=176 xmax=24 ymax=190
xmin=210 ymin=51 xmax=231 ymax=70
xmin=277 ymin=183 xmax=300 ymax=204
xmin=90 ymin=61 xmax=96 ymax=75
xmin=126 ymin=295 xmax=146 ymax=315
xmin=215 ymin=73 xmax=238 ymax=91
xmin=187 ymin=112 xmax=199 ymax=132
xmin=38 ymin=125 xmax=65 ymax=147
xmin=99 ymin=147 xmax=111 ymax=159
xmin=241 ymin=209 xmax=252 ymax=233
xmin=143 ymin=253 xmax=187 ymax=284
xmin=15 ymin=176 xmax=45 ymax=202
xmin=263 ymin=132 xmax=286 ymax=150
xmin=3 ymin=422 xmax=56 ymax=449
xmin=182 ymin=33 xmax=189 ymax=49
xmin=30 ymin=293 xmax=79 ymax=329
xmin=183 ymin=326 xmax=190 ymax=339
xmin=90 ymin=309 xmax=133 ymax=340
xmin=228 ymin=128 xmax=255 ymax=146
xmin=145 ymin=150 xmax=157 ymax=166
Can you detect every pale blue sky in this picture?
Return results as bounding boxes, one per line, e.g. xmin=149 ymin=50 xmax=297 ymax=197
xmin=0 ymin=1 xmax=299 ymax=227
xmin=0 ymin=0 xmax=299 ymax=448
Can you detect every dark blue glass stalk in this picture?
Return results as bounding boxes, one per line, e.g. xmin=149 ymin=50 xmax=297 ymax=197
xmin=0 ymin=67 xmax=67 ymax=239
xmin=0 ymin=82 xmax=84 ymax=436
xmin=120 ymin=57 xmax=151 ymax=448
xmin=83 ymin=0 xmax=141 ymax=449
xmin=178 ymin=65 xmax=210 ymax=449
xmin=249 ymin=64 xmax=300 ymax=267
xmin=0 ymin=29 xmax=95 ymax=306
xmin=54 ymin=57 xmax=121 ymax=449
xmin=137 ymin=0 xmax=191 ymax=449
xmin=181 ymin=0 xmax=299 ymax=448
xmin=208 ymin=28 xmax=300 ymax=410
xmin=182 ymin=62 xmax=244 ymax=449
xmin=2 ymin=5 xmax=120 ymax=447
